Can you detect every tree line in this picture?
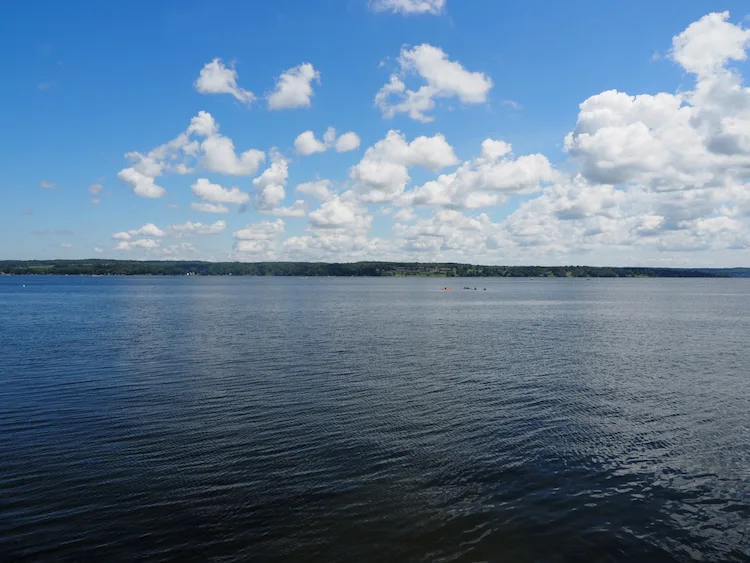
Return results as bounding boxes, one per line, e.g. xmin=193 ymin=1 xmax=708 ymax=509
xmin=0 ymin=260 xmax=745 ymax=277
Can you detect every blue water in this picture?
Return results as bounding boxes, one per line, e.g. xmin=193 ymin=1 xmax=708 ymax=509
xmin=1 ymin=276 xmax=749 ymax=561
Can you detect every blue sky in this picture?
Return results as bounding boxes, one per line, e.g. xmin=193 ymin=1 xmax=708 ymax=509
xmin=4 ymin=0 xmax=750 ymax=265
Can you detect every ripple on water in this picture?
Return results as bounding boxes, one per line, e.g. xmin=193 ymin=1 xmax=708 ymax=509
xmin=1 ymin=276 xmax=749 ymax=562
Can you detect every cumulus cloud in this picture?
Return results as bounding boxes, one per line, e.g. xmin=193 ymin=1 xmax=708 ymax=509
xmin=112 ymin=224 xmax=166 ymax=240
xmin=267 ymin=63 xmax=320 ymax=110
xmin=297 ymin=179 xmax=335 ymax=201
xmin=294 ymin=130 xmax=328 ymax=155
xmin=169 ymin=220 xmax=227 ymax=235
xmin=129 ymin=223 xmax=166 ymax=237
xmin=118 ymin=111 xmax=264 ymax=198
xmin=100 ymin=12 xmax=750 ymax=265
xmin=194 ymin=58 xmax=255 ymax=104
xmin=191 ymin=178 xmax=250 ymax=204
xmin=93 ymin=246 xmax=104 ymax=254
xmin=233 ymin=219 xmax=285 ymax=255
xmin=370 ymin=0 xmax=445 ymax=15
xmin=253 ymin=150 xmax=289 ymax=210
xmin=309 ymin=192 xmax=372 ymax=231
xmin=294 ymin=128 xmax=360 ymax=156
xmin=350 ymin=129 xmax=459 ymax=202
xmin=565 ymin=12 xmax=750 ymax=193
xmin=115 ymin=238 xmax=161 ymax=251
xmin=112 ymin=221 xmax=225 ymax=253
xmin=407 ymin=139 xmax=557 ymax=209
xmin=234 ymin=219 xmax=285 ymax=240
xmin=394 ymin=209 xmax=498 ymax=257
xmin=158 ymin=242 xmax=198 ymax=256
xmin=263 ymin=200 xmax=306 ymax=218
xmin=156 ymin=242 xmax=198 ymax=257
xmin=282 ymin=232 xmax=394 ymax=262
xmin=394 ymin=207 xmax=417 ymax=222
xmin=39 ymin=180 xmax=55 ymax=189
xmin=191 ymin=202 xmax=230 ymax=214
xmin=335 ymin=132 xmax=361 ymax=152
xmin=375 ymin=44 xmax=493 ymax=122
xmin=118 ymin=168 xmax=166 ymax=199
xmin=670 ymin=11 xmax=750 ymax=78
xmin=200 ymin=132 xmax=265 ymax=176
xmin=114 ymin=238 xmax=197 ymax=257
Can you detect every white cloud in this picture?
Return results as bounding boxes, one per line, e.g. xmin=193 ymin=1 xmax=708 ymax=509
xmin=394 ymin=209 xmax=498 ymax=258
xmin=61 ymin=242 xmax=73 ymax=248
xmin=294 ymin=127 xmax=360 ymax=156
xmin=169 ymin=220 xmax=227 ymax=235
xmin=118 ymin=168 xmax=166 ymax=199
xmin=194 ymin=58 xmax=255 ymax=104
xmin=394 ymin=207 xmax=417 ymax=222
xmin=267 ymin=63 xmax=320 ymax=110
xmin=156 ymin=242 xmax=198 ymax=257
xmin=370 ymin=0 xmax=445 ymax=15
xmin=118 ymin=111 xmax=264 ymax=198
xmin=187 ymin=110 xmax=219 ymax=137
xmin=253 ymin=151 xmax=289 ymax=210
xmin=233 ymin=219 xmax=285 ymax=255
xmin=129 ymin=223 xmax=166 ymax=237
xmin=308 ymin=192 xmax=372 ymax=231
xmin=297 ymin=179 xmax=335 ymax=201
xmin=191 ymin=202 xmax=230 ymax=214
xmin=93 ymin=246 xmax=104 ymax=254
xmin=294 ymin=130 xmax=329 ymax=155
xmin=408 ymin=139 xmax=557 ymax=209
xmin=97 ymin=12 xmax=750 ymax=265
xmin=335 ymin=132 xmax=361 ymax=152
xmin=39 ymin=180 xmax=55 ymax=189
xmin=263 ymin=200 xmax=306 ymax=217
xmin=670 ymin=12 xmax=750 ymax=78
xmin=200 ymin=134 xmax=265 ymax=176
xmin=282 ymin=232 xmax=394 ymax=262
xmin=91 ymin=198 xmax=101 ymax=205
xmin=191 ymin=178 xmax=250 ymax=204
xmin=564 ymin=11 xmax=750 ymax=197
xmin=234 ymin=219 xmax=285 ymax=240
xmin=350 ymin=129 xmax=458 ymax=202
xmin=376 ymin=44 xmax=493 ymax=122
xmin=115 ymin=238 xmax=161 ymax=251
xmin=111 ymin=221 xmax=224 ymax=254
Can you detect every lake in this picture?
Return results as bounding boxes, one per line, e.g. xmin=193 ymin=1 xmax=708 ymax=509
xmin=1 ymin=276 xmax=749 ymax=562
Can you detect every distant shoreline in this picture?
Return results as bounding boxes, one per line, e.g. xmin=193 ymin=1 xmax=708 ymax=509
xmin=1 ymin=260 xmax=748 ymax=278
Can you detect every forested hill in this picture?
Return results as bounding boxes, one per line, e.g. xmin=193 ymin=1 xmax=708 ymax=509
xmin=0 ymin=260 xmax=747 ymax=277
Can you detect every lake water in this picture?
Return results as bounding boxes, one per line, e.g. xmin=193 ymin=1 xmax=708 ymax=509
xmin=1 ymin=276 xmax=749 ymax=562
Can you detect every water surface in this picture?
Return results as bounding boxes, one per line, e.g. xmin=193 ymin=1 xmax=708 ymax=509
xmin=1 ymin=277 xmax=749 ymax=561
